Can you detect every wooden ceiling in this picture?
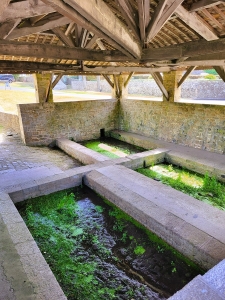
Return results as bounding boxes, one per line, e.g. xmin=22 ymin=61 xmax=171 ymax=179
xmin=1 ymin=0 xmax=225 ymax=76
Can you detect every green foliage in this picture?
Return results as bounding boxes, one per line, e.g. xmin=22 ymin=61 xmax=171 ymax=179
xmin=204 ymin=74 xmax=217 ymax=80
xmin=134 ymin=245 xmax=146 ymax=255
xmin=18 ymin=190 xmax=117 ymax=300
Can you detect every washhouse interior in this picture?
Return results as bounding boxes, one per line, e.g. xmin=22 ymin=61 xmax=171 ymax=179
xmin=1 ymin=0 xmax=225 ymax=300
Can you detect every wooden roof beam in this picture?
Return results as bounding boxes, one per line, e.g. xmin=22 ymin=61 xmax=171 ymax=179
xmin=0 ymin=0 xmax=55 ymax=23
xmin=143 ymin=37 xmax=225 ymax=61
xmin=6 ymin=16 xmax=71 ymax=40
xmin=41 ymin=0 xmax=141 ymax=59
xmin=175 ymin=5 xmax=218 ymax=41
xmin=137 ymin=0 xmax=150 ymax=44
xmin=0 ymin=40 xmax=133 ymax=62
xmin=0 ymin=19 xmax=21 ymax=39
xmin=189 ymin=0 xmax=225 ymax=12
xmin=0 ymin=0 xmax=10 ymax=17
xmin=115 ymin=0 xmax=140 ymax=42
xmin=146 ymin=0 xmax=184 ymax=42
xmin=52 ymin=27 xmax=75 ymax=47
xmin=52 ymin=73 xmax=63 ymax=88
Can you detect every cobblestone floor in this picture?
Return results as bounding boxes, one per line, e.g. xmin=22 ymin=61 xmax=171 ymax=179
xmin=0 ymin=128 xmax=82 ymax=173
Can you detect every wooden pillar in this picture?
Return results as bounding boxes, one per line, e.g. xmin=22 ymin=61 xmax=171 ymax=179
xmin=163 ymin=71 xmax=183 ymax=102
xmin=112 ymin=75 xmax=128 ymax=100
xmin=33 ymin=73 xmax=53 ymax=103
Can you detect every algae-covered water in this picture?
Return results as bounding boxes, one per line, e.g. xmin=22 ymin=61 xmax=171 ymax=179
xmin=80 ymin=137 xmax=147 ymax=158
xmin=17 ymin=187 xmax=203 ymax=300
xmin=137 ymin=163 xmax=225 ymax=210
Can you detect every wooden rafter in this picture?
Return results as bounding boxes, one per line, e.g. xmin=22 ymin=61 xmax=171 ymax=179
xmin=6 ymin=16 xmax=71 ymax=40
xmin=0 ymin=19 xmax=21 ymax=39
xmin=178 ymin=66 xmax=196 ymax=87
xmin=0 ymin=0 xmax=55 ymax=23
xmin=115 ymin=0 xmax=140 ymax=42
xmin=0 ymin=0 xmax=11 ymax=16
xmin=189 ymin=0 xmax=225 ymax=12
xmin=52 ymin=27 xmax=75 ymax=47
xmin=85 ymin=35 xmax=99 ymax=49
xmin=175 ymin=5 xmax=218 ymax=40
xmin=41 ymin=0 xmax=141 ymax=59
xmin=146 ymin=0 xmax=184 ymax=42
xmin=201 ymin=8 xmax=225 ymax=31
xmin=137 ymin=0 xmax=150 ymax=44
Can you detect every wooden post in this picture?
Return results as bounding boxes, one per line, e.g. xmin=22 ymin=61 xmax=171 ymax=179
xmin=112 ymin=74 xmax=128 ymax=100
xmin=33 ymin=73 xmax=53 ymax=103
xmin=163 ymin=71 xmax=183 ymax=102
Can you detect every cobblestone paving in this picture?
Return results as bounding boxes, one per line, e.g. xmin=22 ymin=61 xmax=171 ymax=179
xmin=0 ymin=128 xmax=81 ymax=173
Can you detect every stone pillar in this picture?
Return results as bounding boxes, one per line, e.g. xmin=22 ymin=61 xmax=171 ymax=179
xmin=163 ymin=71 xmax=183 ymax=102
xmin=33 ymin=73 xmax=53 ymax=103
xmin=112 ymin=75 xmax=128 ymax=100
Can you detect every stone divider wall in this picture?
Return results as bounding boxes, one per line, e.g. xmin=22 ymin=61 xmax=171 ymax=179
xmin=0 ymin=112 xmax=20 ymax=133
xmin=17 ymin=100 xmax=118 ymax=146
xmin=71 ymin=79 xmax=225 ymax=100
xmin=118 ymin=100 xmax=225 ymax=154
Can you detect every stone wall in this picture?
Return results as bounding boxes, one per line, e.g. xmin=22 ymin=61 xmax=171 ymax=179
xmin=71 ymin=79 xmax=225 ymax=100
xmin=0 ymin=112 xmax=20 ymax=133
xmin=18 ymin=100 xmax=118 ymax=146
xmin=118 ymin=99 xmax=225 ymax=154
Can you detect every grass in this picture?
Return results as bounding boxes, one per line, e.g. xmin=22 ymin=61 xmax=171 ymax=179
xmin=0 ymin=85 xmax=110 ymax=115
xmin=137 ymin=164 xmax=225 ymax=210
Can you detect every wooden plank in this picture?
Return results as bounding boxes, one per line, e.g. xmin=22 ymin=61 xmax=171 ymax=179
xmin=175 ymin=5 xmax=218 ymax=41
xmin=6 ymin=16 xmax=71 ymax=40
xmin=102 ymin=75 xmax=114 ymax=88
xmin=0 ymin=20 xmax=21 ymax=39
xmin=42 ymin=0 xmax=141 ymax=58
xmin=146 ymin=0 xmax=184 ymax=42
xmin=151 ymin=72 xmax=169 ymax=99
xmin=113 ymin=74 xmax=120 ymax=97
xmin=0 ymin=40 xmax=133 ymax=62
xmin=0 ymin=0 xmax=55 ymax=23
xmin=52 ymin=27 xmax=75 ymax=47
xmin=52 ymin=74 xmax=63 ymax=88
xmin=213 ymin=66 xmax=225 ymax=81
xmin=189 ymin=0 xmax=225 ymax=12
xmin=178 ymin=66 xmax=196 ymax=87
